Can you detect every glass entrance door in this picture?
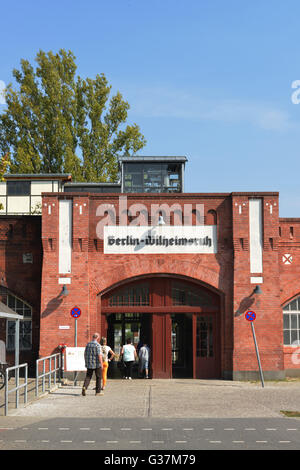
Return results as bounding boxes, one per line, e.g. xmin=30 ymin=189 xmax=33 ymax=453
xmin=102 ymin=277 xmax=221 ymax=379
xmin=108 ymin=313 xmax=141 ymax=355
xmin=107 ymin=313 xmax=152 ymax=378
xmin=171 ymin=314 xmax=193 ymax=378
xmin=195 ymin=314 xmax=220 ymax=378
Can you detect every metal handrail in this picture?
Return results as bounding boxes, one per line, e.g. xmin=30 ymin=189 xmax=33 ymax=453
xmin=35 ymin=353 xmax=61 ymax=397
xmin=5 ymin=363 xmax=28 ymax=416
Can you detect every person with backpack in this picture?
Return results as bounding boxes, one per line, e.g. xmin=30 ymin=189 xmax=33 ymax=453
xmin=100 ymin=337 xmax=115 ymax=390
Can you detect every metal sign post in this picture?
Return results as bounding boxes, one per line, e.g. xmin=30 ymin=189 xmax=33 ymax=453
xmin=245 ymin=311 xmax=264 ymax=388
xmin=70 ymin=307 xmax=81 ymax=386
xmin=74 ymin=318 xmax=78 ymax=347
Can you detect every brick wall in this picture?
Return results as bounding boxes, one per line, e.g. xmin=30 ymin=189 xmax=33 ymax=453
xmin=39 ymin=192 xmax=234 ymax=375
xmin=0 ymin=216 xmax=42 ymax=368
xmin=231 ymin=194 xmax=284 ymax=379
xmin=38 ymin=191 xmax=291 ymax=379
xmin=1 ymin=191 xmax=298 ymax=379
xmin=278 ymin=218 xmax=300 ymax=373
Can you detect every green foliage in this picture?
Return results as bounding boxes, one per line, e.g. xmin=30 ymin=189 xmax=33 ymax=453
xmin=0 ymin=49 xmax=146 ymax=182
xmin=0 ymin=152 xmax=10 ymax=181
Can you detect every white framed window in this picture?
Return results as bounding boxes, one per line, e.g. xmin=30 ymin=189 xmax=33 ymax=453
xmin=5 ymin=293 xmax=32 ymax=351
xmin=283 ymin=296 xmax=300 ymax=346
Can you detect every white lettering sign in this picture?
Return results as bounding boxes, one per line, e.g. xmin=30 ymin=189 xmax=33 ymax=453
xmin=104 ymin=225 xmax=217 ymax=254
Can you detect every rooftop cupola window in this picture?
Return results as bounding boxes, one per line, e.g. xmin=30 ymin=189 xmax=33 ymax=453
xmin=119 ymin=156 xmax=187 ymax=193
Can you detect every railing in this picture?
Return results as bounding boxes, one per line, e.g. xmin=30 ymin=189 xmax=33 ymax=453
xmin=5 ymin=363 xmax=28 ymax=416
xmin=36 ymin=353 xmax=61 ymax=397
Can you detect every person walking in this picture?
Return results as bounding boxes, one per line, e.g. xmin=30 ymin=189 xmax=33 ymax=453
xmin=82 ymin=333 xmax=103 ymax=396
xmin=100 ymin=337 xmax=115 ymax=390
xmin=138 ymin=342 xmax=150 ymax=379
xmin=121 ymin=338 xmax=137 ymax=380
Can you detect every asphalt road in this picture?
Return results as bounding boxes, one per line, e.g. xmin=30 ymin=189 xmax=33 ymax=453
xmin=0 ymin=417 xmax=300 ymax=450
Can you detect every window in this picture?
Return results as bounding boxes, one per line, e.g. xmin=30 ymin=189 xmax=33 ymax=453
xmin=7 ymin=181 xmax=31 ymax=196
xmin=109 ymin=284 xmax=150 ymax=306
xmin=6 ymin=293 xmax=32 ymax=351
xmin=123 ymin=163 xmax=182 ymax=193
xmin=283 ymin=297 xmax=300 ymax=345
xmin=206 ymin=209 xmax=217 ymax=225
xmin=172 ymin=282 xmax=212 ymax=306
xmin=196 ymin=316 xmax=213 ymax=357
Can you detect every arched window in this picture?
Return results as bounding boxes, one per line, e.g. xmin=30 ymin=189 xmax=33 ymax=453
xmin=206 ymin=210 xmax=217 ymax=225
xmin=192 ymin=209 xmax=203 ymax=226
xmin=283 ymin=296 xmax=300 ymax=345
xmin=5 ymin=292 xmax=32 ymax=351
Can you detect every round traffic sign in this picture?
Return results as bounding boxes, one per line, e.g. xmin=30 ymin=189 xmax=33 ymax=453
xmin=70 ymin=306 xmax=81 ymax=319
xmin=245 ymin=310 xmax=256 ymax=322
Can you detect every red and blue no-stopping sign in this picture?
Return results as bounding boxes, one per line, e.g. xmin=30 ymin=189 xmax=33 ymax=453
xmin=70 ymin=306 xmax=81 ymax=319
xmin=245 ymin=310 xmax=256 ymax=322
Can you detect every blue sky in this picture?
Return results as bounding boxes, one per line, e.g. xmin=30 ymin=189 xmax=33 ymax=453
xmin=0 ymin=0 xmax=300 ymax=216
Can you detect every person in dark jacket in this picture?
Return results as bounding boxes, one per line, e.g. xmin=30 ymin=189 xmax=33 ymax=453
xmin=82 ymin=333 xmax=103 ymax=396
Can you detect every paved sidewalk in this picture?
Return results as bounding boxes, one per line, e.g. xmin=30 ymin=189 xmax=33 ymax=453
xmin=5 ymin=378 xmax=300 ymax=419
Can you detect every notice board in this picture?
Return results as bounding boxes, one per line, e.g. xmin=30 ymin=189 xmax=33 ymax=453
xmin=65 ymin=347 xmax=86 ymax=371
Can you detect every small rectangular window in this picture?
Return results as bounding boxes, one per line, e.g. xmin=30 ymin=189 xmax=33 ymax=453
xmin=283 ymin=314 xmax=290 ymax=329
xmin=7 ymin=181 xmax=31 ymax=196
xmin=291 ymin=330 xmax=298 ymax=344
xmin=291 ymin=314 xmax=297 ymax=329
xmin=7 ymin=320 xmax=32 ymax=351
xmin=283 ymin=330 xmax=290 ymax=345
xmin=290 ymin=299 xmax=298 ymax=311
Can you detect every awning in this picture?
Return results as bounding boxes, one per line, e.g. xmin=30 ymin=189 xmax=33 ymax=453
xmin=0 ymin=301 xmax=23 ymax=320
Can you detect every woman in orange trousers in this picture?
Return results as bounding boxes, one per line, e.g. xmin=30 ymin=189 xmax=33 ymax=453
xmin=100 ymin=337 xmax=115 ymax=390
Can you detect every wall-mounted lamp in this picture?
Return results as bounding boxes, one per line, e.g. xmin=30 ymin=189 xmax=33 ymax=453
xmin=253 ymin=285 xmax=263 ymax=295
xmin=59 ymin=285 xmax=69 ymax=297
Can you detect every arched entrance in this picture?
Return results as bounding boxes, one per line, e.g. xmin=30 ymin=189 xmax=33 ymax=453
xmin=100 ymin=275 xmax=221 ymax=379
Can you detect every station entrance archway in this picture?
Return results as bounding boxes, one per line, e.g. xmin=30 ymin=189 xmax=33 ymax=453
xmin=100 ymin=276 xmax=221 ymax=379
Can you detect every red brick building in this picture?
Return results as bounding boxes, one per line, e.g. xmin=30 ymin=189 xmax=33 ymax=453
xmin=1 ymin=158 xmax=300 ymax=380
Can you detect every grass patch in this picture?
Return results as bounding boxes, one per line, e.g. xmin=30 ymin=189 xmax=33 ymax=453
xmin=280 ymin=410 xmax=300 ymax=418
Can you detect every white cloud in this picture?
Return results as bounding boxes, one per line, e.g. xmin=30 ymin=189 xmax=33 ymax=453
xmin=200 ymin=99 xmax=291 ymax=131
xmin=125 ymin=85 xmax=294 ymax=131
xmin=0 ymin=80 xmax=6 ymax=105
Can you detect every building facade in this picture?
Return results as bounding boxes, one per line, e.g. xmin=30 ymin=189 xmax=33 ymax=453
xmin=0 ymin=158 xmax=300 ymax=380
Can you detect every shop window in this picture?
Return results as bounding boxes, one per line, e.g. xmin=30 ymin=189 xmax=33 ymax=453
xmin=5 ymin=293 xmax=32 ymax=351
xmin=172 ymin=282 xmax=212 ymax=306
xmin=283 ymin=296 xmax=300 ymax=345
xmin=109 ymin=284 xmax=150 ymax=306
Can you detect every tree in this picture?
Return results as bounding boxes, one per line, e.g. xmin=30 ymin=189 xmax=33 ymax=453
xmin=0 ymin=49 xmax=146 ymax=181
xmin=0 ymin=152 xmax=10 ymax=181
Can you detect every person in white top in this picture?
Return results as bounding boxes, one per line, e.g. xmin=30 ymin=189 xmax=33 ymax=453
xmin=121 ymin=338 xmax=137 ymax=379
xmin=100 ymin=337 xmax=115 ymax=390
